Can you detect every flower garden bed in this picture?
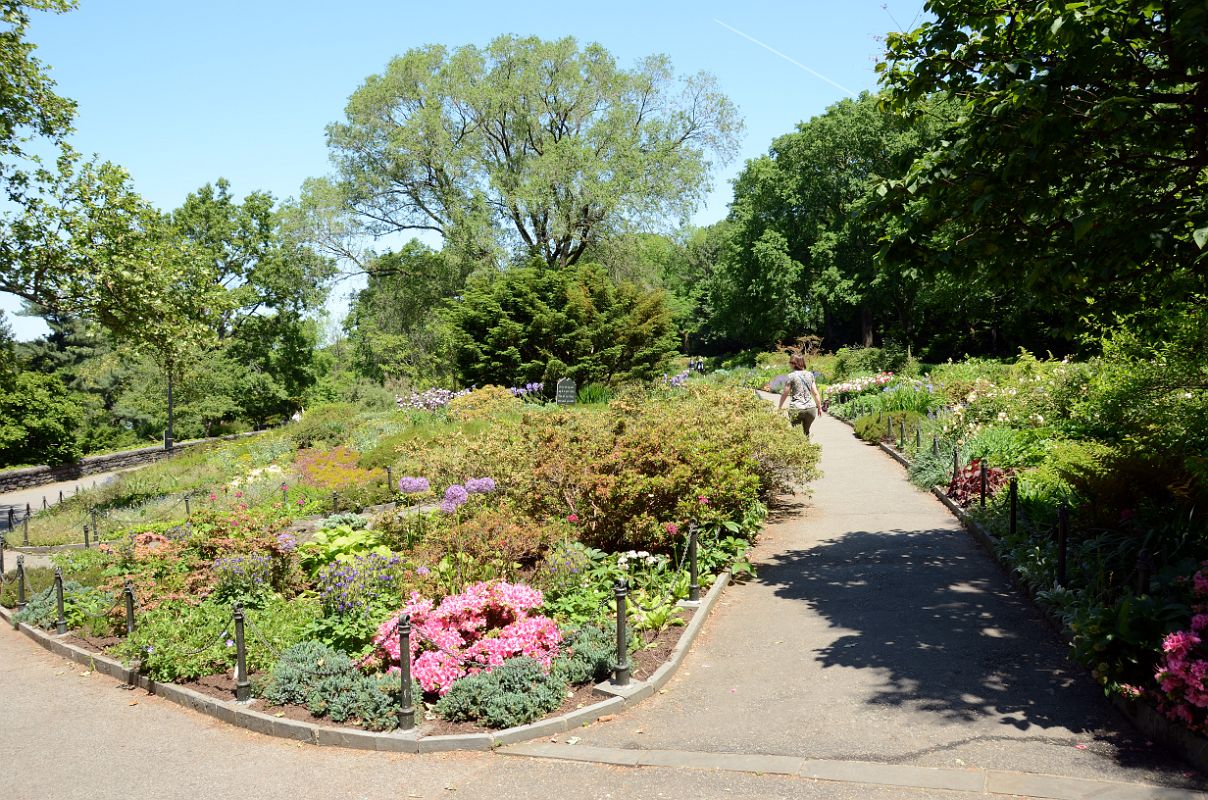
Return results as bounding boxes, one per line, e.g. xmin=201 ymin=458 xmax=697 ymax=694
xmin=2 ymin=382 xmax=816 ymax=745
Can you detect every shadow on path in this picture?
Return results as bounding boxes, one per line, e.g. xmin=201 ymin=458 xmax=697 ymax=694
xmin=756 ymin=524 xmax=1196 ymax=779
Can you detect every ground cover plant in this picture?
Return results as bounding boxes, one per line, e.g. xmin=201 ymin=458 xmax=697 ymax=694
xmin=3 ymin=379 xmax=816 ymax=731
xmin=824 ymin=318 xmax=1208 ymax=733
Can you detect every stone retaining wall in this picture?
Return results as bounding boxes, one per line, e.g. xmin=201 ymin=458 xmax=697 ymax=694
xmin=0 ymin=431 xmax=264 ymax=493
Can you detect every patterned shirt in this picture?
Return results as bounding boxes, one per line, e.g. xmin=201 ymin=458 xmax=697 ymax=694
xmin=786 ymin=370 xmax=817 ymax=410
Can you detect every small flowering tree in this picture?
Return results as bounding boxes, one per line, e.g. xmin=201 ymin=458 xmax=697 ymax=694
xmin=364 ymin=580 xmax=562 ymax=695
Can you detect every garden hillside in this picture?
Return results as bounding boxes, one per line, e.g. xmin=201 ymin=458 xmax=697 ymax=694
xmin=2 ymin=381 xmax=816 ymax=731
xmin=817 ymin=312 xmax=1208 ymax=737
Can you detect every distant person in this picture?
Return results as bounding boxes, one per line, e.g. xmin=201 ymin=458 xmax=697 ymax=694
xmin=778 ymin=353 xmax=823 ymax=437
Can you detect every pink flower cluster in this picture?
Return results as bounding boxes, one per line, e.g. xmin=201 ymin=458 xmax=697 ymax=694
xmin=1154 ymin=565 xmax=1208 ymax=731
xmin=367 ymin=580 xmax=561 ymax=695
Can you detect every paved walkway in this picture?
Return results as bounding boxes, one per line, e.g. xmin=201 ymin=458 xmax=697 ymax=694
xmin=569 ymin=413 xmax=1203 ymax=790
xmin=1 ymin=414 xmax=1205 ymax=799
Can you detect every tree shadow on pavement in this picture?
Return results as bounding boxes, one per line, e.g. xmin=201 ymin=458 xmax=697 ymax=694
xmin=756 ymin=525 xmax=1201 ymax=782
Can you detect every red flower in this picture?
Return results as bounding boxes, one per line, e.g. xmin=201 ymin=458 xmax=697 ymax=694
xmin=567 ymin=514 xmax=579 ymax=523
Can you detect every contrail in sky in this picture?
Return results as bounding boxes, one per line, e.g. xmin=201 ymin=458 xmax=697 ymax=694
xmin=713 ymin=18 xmax=857 ymax=97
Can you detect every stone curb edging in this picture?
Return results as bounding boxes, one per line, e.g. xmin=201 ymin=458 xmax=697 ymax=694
xmin=499 ymin=742 xmax=1208 ymax=800
xmin=0 ymin=569 xmax=732 ymax=752
xmin=832 ymin=418 xmax=1208 ymax=776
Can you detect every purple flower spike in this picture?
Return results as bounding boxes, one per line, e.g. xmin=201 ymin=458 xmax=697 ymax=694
xmin=465 ymin=477 xmax=496 ymax=494
xmin=398 ymin=476 xmax=430 ymax=494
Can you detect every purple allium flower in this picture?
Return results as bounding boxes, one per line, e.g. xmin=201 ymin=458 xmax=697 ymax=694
xmin=442 ymin=484 xmax=468 ymax=511
xmin=465 ymin=477 xmax=496 ymax=494
xmin=398 ymin=476 xmax=430 ymax=494
xmin=416 ymin=566 xmax=430 ymax=576
xmin=275 ymin=532 xmax=297 ymax=552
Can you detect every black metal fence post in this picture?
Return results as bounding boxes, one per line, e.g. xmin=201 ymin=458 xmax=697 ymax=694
xmin=331 ymin=492 xmax=339 ymax=515
xmin=952 ymin=448 xmax=959 ymax=483
xmin=42 ymin=496 xmax=47 ymax=510
xmin=1137 ymin=548 xmax=1152 ymax=595
xmin=0 ymin=533 xmax=5 ymax=575
xmin=1008 ymin=478 xmax=1018 ymax=537
xmin=54 ymin=568 xmax=67 ymax=634
xmin=613 ymin=579 xmax=631 ymax=686
xmin=1056 ymin=505 xmax=1069 ymax=588
xmin=124 ymin=581 xmax=136 ymax=634
xmin=7 ymin=508 xmax=13 ymax=530
xmin=386 ymin=466 xmax=394 ymax=495
xmin=898 ymin=420 xmax=905 ymax=450
xmin=22 ymin=512 xmax=29 ymax=546
xmin=233 ymin=605 xmax=250 ymax=701
xmin=184 ymin=496 xmax=191 ymax=520
xmin=16 ymin=556 xmax=26 ymax=611
xmin=687 ymin=524 xmax=700 ymax=602
xmin=397 ymin=614 xmax=415 ymax=729
xmin=58 ymin=490 xmax=63 ymax=504
xmin=91 ymin=509 xmax=99 ymax=544
xmin=979 ymin=462 xmax=987 ymax=508
xmin=83 ymin=524 xmax=90 ymax=549
xmin=932 ymin=436 xmax=938 ymax=457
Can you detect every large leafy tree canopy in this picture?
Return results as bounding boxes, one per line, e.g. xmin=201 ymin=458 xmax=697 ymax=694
xmin=172 ymin=179 xmax=334 ymax=339
xmin=0 ymin=0 xmax=75 ymax=202
xmin=316 ymin=35 xmax=742 ymax=268
xmin=878 ymin=0 xmax=1208 ymax=330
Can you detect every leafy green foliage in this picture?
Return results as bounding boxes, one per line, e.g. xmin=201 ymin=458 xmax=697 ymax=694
xmin=0 ymin=372 xmax=83 ymax=464
xmin=878 ymin=0 xmax=1208 ymax=334
xmin=435 ymin=656 xmax=567 ymax=729
xmin=318 ymin=34 xmax=740 ymax=268
xmin=112 ymin=596 xmax=318 ymax=682
xmin=448 ymin=261 xmax=679 ymax=388
xmin=263 ymin=640 xmax=414 ymax=731
xmin=852 ymin=411 xmax=923 ymax=445
xmin=297 ymin=526 xmax=389 ymax=576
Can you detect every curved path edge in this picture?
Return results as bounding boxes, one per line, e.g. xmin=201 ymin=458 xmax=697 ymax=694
xmin=500 ymin=741 xmax=1206 ymax=800
xmin=0 ymin=571 xmax=731 ymax=752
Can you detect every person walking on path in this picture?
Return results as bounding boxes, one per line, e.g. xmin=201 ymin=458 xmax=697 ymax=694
xmin=778 ymin=353 xmax=822 ymax=437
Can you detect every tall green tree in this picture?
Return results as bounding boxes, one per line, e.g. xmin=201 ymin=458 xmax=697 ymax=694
xmin=343 ymin=240 xmax=467 ymax=385
xmin=878 ymin=0 xmax=1208 ymax=332
xmin=315 ymin=35 xmax=742 ymax=268
xmin=171 ymin=179 xmax=334 ymax=339
xmin=708 ymin=94 xmax=938 ymax=349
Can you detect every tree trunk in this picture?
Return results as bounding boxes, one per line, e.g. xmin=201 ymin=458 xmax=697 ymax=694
xmin=861 ymin=306 xmax=874 ymax=348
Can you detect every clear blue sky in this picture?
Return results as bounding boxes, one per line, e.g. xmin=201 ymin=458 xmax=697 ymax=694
xmin=6 ymin=0 xmax=927 ymax=340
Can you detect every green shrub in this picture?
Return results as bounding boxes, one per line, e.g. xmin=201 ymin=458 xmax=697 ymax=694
xmin=0 ymin=566 xmax=55 ymax=608
xmin=111 ymin=595 xmax=319 ymax=682
xmin=435 ymin=656 xmax=567 ymax=728
xmin=0 ymin=373 xmax=84 ymax=467
xmin=831 ymin=344 xmax=910 ymax=380
xmin=289 ymin=404 xmax=361 ymax=449
xmin=967 ymin=426 xmax=1056 ymax=469
xmin=552 ymin=625 xmax=613 ymax=685
xmin=13 ymin=580 xmax=115 ymax=636
xmin=322 ymin=512 xmax=368 ymax=531
xmin=576 ymin=383 xmax=612 ymax=404
xmin=263 ymin=640 xmax=416 ymax=731
xmin=852 ymin=411 xmax=924 ymax=445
